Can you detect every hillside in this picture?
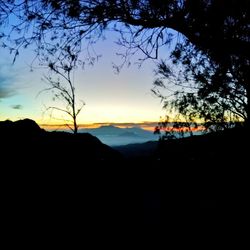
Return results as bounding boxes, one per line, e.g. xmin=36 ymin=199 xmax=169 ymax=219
xmin=113 ymin=141 xmax=158 ymax=160
xmin=1 ymin=119 xmax=248 ymax=227
xmin=114 ymin=126 xmax=248 ymax=164
xmin=0 ymin=119 xmax=121 ymax=164
xmin=114 ymin=126 xmax=248 ymax=222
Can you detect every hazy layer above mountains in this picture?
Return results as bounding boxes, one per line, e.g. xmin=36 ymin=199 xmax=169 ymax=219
xmin=79 ymin=125 xmax=159 ymax=146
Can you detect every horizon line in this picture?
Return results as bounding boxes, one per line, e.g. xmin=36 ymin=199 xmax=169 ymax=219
xmin=39 ymin=121 xmax=159 ymax=126
xmin=39 ymin=121 xmax=159 ymax=131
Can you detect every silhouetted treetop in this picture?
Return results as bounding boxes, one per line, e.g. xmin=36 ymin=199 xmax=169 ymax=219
xmin=1 ymin=1 xmax=249 ymax=63
xmin=0 ymin=0 xmax=249 ymax=127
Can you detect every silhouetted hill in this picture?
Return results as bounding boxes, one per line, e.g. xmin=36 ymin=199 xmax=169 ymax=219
xmin=0 ymin=118 xmax=44 ymax=136
xmin=114 ymin=141 xmax=158 ymax=159
xmin=114 ymin=127 xmax=249 ymax=229
xmin=0 ymin=119 xmax=121 ymax=164
xmin=1 ymin=119 xmax=145 ymax=230
xmin=156 ymin=126 xmax=248 ymax=166
xmin=1 ymin=119 xmax=248 ymax=229
xmin=114 ymin=126 xmax=248 ymax=165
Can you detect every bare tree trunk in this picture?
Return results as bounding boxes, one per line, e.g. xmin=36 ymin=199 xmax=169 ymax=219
xmin=69 ymin=73 xmax=78 ymax=135
xmin=72 ymin=99 xmax=78 ymax=134
xmin=73 ymin=115 xmax=78 ymax=134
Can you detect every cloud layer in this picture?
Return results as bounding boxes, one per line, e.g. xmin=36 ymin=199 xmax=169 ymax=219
xmin=0 ymin=86 xmax=16 ymax=99
xmin=0 ymin=64 xmax=17 ymax=100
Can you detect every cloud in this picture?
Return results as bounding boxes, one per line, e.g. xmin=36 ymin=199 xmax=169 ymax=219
xmin=11 ymin=104 xmax=23 ymax=110
xmin=0 ymin=64 xmax=17 ymax=100
xmin=0 ymin=86 xmax=16 ymax=99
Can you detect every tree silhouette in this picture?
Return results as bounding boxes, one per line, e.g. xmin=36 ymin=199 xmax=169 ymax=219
xmin=0 ymin=1 xmax=249 ymax=128
xmin=152 ymin=53 xmax=246 ymax=133
xmin=41 ymin=48 xmax=85 ymax=134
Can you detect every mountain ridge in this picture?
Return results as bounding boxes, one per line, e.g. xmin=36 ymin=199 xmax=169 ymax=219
xmin=0 ymin=119 xmax=121 ymax=163
xmin=78 ymin=125 xmax=158 ymax=146
xmin=79 ymin=125 xmax=155 ymax=136
xmin=1 ymin=118 xmax=248 ymax=226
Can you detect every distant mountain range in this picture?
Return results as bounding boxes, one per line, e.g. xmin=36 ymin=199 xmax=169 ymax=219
xmin=79 ymin=125 xmax=158 ymax=146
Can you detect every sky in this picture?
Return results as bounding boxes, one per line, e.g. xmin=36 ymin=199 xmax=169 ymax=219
xmin=0 ymin=28 xmax=168 ymax=128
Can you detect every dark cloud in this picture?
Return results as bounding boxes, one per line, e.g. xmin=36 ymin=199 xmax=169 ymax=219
xmin=0 ymin=64 xmax=17 ymax=100
xmin=11 ymin=104 xmax=23 ymax=110
xmin=0 ymin=85 xmax=16 ymax=99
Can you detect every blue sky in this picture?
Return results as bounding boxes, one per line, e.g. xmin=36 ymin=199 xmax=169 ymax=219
xmin=0 ymin=27 xmax=170 ymax=126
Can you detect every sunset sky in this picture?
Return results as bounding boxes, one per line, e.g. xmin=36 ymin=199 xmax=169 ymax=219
xmin=0 ymin=29 xmax=168 ymax=128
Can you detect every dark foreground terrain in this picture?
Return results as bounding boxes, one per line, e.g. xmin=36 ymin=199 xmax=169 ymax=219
xmin=1 ymin=119 xmax=248 ymax=233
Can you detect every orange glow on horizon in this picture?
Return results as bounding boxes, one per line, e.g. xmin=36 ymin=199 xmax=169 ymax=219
xmin=161 ymin=125 xmax=205 ymax=132
xmin=39 ymin=122 xmax=205 ymax=132
xmin=39 ymin=122 xmax=158 ymax=131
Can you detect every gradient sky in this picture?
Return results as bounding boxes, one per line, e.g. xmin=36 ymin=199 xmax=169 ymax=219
xmin=0 ymin=29 xmax=169 ymax=127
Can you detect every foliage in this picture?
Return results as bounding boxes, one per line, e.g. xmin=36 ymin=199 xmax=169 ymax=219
xmin=0 ymin=0 xmax=249 ymax=129
xmin=154 ymin=115 xmax=201 ymax=140
xmin=152 ymin=42 xmax=247 ymax=134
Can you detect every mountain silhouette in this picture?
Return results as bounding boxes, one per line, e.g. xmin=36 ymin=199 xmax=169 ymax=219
xmin=79 ymin=125 xmax=158 ymax=146
xmin=0 ymin=119 xmax=143 ymax=228
xmin=0 ymin=119 xmax=121 ymax=164
xmin=79 ymin=125 xmax=123 ymax=136
xmin=2 ymin=119 xmax=248 ymax=228
xmin=0 ymin=118 xmax=44 ymax=136
xmin=125 ymin=127 xmax=155 ymax=138
xmin=79 ymin=125 xmax=154 ymax=137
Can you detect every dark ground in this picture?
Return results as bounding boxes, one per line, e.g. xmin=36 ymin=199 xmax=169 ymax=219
xmin=1 ymin=119 xmax=248 ymax=234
